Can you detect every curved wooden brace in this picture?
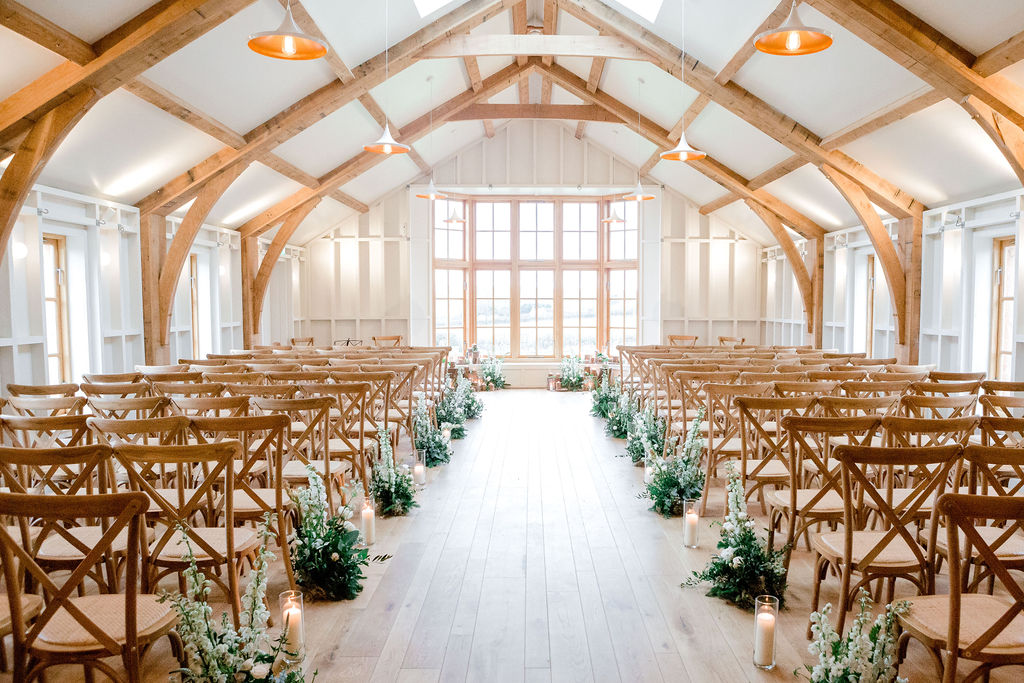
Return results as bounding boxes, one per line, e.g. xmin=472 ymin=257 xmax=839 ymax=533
xmin=820 ymin=164 xmax=907 ymax=344
xmin=962 ymin=95 xmax=1024 ymax=186
xmin=745 ymin=200 xmax=818 ymax=337
xmin=157 ymin=160 xmax=247 ymax=344
xmin=250 ymin=198 xmax=320 ymax=335
xmin=0 ymin=88 xmax=98 ymax=262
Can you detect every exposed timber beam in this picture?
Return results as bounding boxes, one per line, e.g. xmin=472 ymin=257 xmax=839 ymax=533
xmin=574 ymin=121 xmax=586 ymax=140
xmin=464 ymin=56 xmax=484 ymax=91
xmin=0 ymin=0 xmax=255 ymax=148
xmin=962 ymin=96 xmax=1024 ymax=186
xmin=639 ymin=93 xmax=709 ymax=175
xmin=250 ymin=199 xmax=321 ymax=334
xmin=540 ymin=78 xmax=553 ymax=105
xmin=821 ymin=87 xmax=944 ymax=150
xmin=538 ymin=59 xmax=825 ymax=239
xmin=0 ymin=89 xmax=99 ymax=263
xmin=239 ymin=62 xmax=531 ymax=239
xmin=575 ymin=41 xmax=608 ymax=140
xmin=421 ymin=33 xmax=645 ymax=60
xmin=714 ymin=0 xmax=790 ymax=85
xmin=137 ymin=0 xmax=516 ymax=215
xmin=0 ymin=0 xmax=96 ymax=63
xmin=542 ymin=0 xmax=558 ymax=66
xmin=805 ymin=0 xmax=1024 ymax=130
xmin=973 ymin=29 xmax=1024 ymax=78
xmin=512 ymin=0 xmax=528 ymax=66
xmin=449 ymin=103 xmax=619 ymax=122
xmin=699 ymin=193 xmax=739 ymax=215
xmin=555 ymin=0 xmax=926 ymax=220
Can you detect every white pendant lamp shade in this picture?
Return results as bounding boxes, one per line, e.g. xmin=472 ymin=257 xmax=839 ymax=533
xmin=623 ymin=181 xmax=654 ymax=202
xmin=660 ymin=131 xmax=706 ymax=161
xmin=602 ymin=206 xmax=625 ymax=224
xmin=444 ymin=207 xmax=466 ymax=224
xmin=754 ymin=1 xmax=833 ymax=56
xmin=416 ymin=178 xmax=446 ymax=200
xmin=364 ymin=122 xmax=409 ymax=155
xmin=248 ymin=1 xmax=327 ymax=60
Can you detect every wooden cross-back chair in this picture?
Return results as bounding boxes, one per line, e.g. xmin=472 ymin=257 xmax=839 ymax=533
xmin=142 ymin=372 xmax=204 ymax=385
xmin=872 ymin=370 xmax=929 ymax=383
xmin=169 ymin=396 xmax=250 ymax=418
xmin=82 ymin=372 xmax=144 ymax=384
xmin=151 ymin=382 xmax=224 ymax=398
xmin=702 ymin=382 xmax=773 ymax=514
xmin=2 ymin=414 xmax=91 ymax=450
xmin=667 ymin=334 xmax=698 ymax=347
xmin=773 ymin=380 xmax=839 ymax=398
xmin=253 ymin=396 xmax=335 ymax=512
xmin=771 ymin=415 xmax=883 ymax=564
xmin=0 ymin=491 xmax=174 ymax=683
xmin=300 ymin=382 xmax=371 ymax=499
xmin=817 ymin=395 xmax=898 ymax=419
xmin=898 ymin=493 xmax=1024 ymax=683
xmin=331 ymin=370 xmax=395 ymax=444
xmin=222 ymin=383 xmax=298 ymax=400
xmin=79 ymin=382 xmax=150 ymax=399
xmin=87 ymin=396 xmax=171 ymax=421
xmin=897 ymin=394 xmax=978 ymax=420
xmin=290 ymin=337 xmax=314 ymax=347
xmin=6 ymin=396 xmax=86 ymax=417
xmin=297 ymin=358 xmax=329 ymax=368
xmin=87 ymin=416 xmax=189 ymax=447
xmin=372 ymin=362 xmax=418 ymax=451
xmin=718 ymin=336 xmax=744 ymax=347
xmin=265 ymin=371 xmax=329 ymax=385
xmin=189 ymin=414 xmax=295 ymax=590
xmin=911 ymin=379 xmax=983 ymax=398
xmin=840 ymin=379 xmax=911 ymax=398
xmin=114 ymin=442 xmax=255 ymax=625
xmin=6 ymin=384 xmax=78 ymax=398
xmin=136 ymin=364 xmax=188 ymax=375
xmin=977 ymin=415 xmax=1024 ymax=450
xmin=668 ymin=370 xmax=739 ymax=439
xmin=981 ymin=380 xmax=1024 ymax=396
xmin=0 ymin=445 xmax=127 ymax=593
xmin=883 ymin=415 xmax=979 ymax=449
xmin=202 ymin=372 xmax=262 ymax=386
xmin=819 ymin=444 xmax=961 ymax=636
xmin=372 ymin=335 xmax=402 ymax=347
xmin=980 ymin=395 xmax=1024 ymax=420
xmin=734 ymin=395 xmax=817 ymax=512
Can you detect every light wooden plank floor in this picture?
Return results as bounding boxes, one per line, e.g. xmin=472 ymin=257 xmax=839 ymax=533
xmin=5 ymin=390 xmax=1015 ymax=682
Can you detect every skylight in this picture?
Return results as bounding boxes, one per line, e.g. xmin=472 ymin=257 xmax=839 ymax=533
xmin=609 ymin=0 xmax=665 ymax=23
xmin=412 ymin=0 xmax=457 ymax=18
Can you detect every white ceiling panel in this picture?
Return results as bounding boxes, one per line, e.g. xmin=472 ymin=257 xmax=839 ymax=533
xmin=554 ymin=56 xmax=594 ymax=83
xmin=600 ymin=59 xmax=699 ymax=131
xmin=142 ymin=0 xmax=336 ymax=135
xmin=0 ymin=26 xmax=64 ymax=101
xmin=18 ymin=0 xmax=161 ymax=43
xmin=550 ymin=85 xmax=584 ymax=106
xmin=272 ymin=100 xmax=382 ymax=178
xmin=733 ymin=6 xmax=926 ymax=137
xmin=39 ymin=89 xmax=223 ymax=204
xmin=339 ymin=155 xmax=422 ymax=204
xmin=763 ymin=164 xmax=859 ymax=230
xmin=206 ymin=162 xmax=305 ymax=228
xmin=712 ymin=200 xmax=774 ymax=245
xmin=415 ymin=121 xmax=487 ymax=166
xmin=488 ymin=85 xmax=519 ymax=105
xmin=584 ymin=122 xmax=658 ymax=169
xmin=649 ymin=159 xmax=733 ymax=207
xmin=370 ymin=58 xmax=469 ymax=129
xmin=686 ymin=102 xmax=793 ymax=179
xmin=894 ymin=0 xmax=1024 ymax=56
xmin=842 ymin=99 xmax=1018 ymax=207
xmin=290 ymin=197 xmax=356 ymax=245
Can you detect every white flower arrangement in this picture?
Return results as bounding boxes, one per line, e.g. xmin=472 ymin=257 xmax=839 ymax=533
xmin=800 ymin=590 xmax=909 ymax=683
xmin=480 ymin=357 xmax=507 ymax=389
xmin=457 ymin=370 xmax=484 ymax=419
xmin=559 ymin=355 xmax=586 ymax=391
xmin=643 ymin=407 xmax=706 ymax=516
xmin=414 ymin=392 xmax=453 ymax=466
xmin=369 ymin=422 xmax=417 ymax=517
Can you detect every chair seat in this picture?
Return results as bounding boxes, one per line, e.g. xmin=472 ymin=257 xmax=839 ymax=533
xmin=766 ymin=488 xmax=844 ymax=515
xmin=37 ymin=526 xmax=153 ymax=562
xmin=34 ymin=594 xmax=175 ymax=652
xmin=933 ymin=525 xmax=1024 ymax=561
xmin=744 ymin=459 xmax=788 ymax=480
xmin=828 ymin=435 xmax=885 ymax=448
xmin=327 ymin=438 xmax=362 ymax=455
xmin=221 ymin=488 xmax=289 ymax=516
xmin=283 ymin=460 xmax=340 ymax=480
xmin=670 ymin=420 xmax=709 ymax=435
xmin=0 ymin=593 xmax=44 ymax=636
xmin=863 ymin=488 xmax=936 ymax=514
xmin=149 ymin=488 xmax=200 ymax=514
xmin=156 ymin=526 xmax=259 ymax=561
xmin=901 ymin=594 xmax=1024 ymax=655
xmin=708 ymin=436 xmax=743 ymax=454
xmin=813 ymin=530 xmax=922 ymax=568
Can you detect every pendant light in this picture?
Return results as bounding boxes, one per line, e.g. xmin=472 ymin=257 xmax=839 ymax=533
xmin=601 ymin=205 xmax=625 ymax=224
xmin=365 ymin=0 xmax=409 ymax=155
xmin=624 ymin=78 xmax=655 ymax=202
xmin=248 ymin=0 xmax=327 ymax=60
xmin=444 ymin=206 xmax=466 ymax=224
xmin=754 ymin=1 xmax=832 ymax=56
xmin=661 ymin=1 xmax=705 ymax=162
xmin=415 ymin=76 xmax=447 ymax=200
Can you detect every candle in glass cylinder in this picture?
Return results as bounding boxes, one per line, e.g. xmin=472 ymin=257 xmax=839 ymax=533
xmin=361 ymin=500 xmax=376 ymax=545
xmin=442 ymin=427 xmax=451 ymax=440
xmin=280 ymin=593 xmax=304 ymax=660
xmin=413 ymin=463 xmax=427 ymax=486
xmin=752 ymin=596 xmax=778 ymax=669
xmin=683 ymin=500 xmax=699 ymax=548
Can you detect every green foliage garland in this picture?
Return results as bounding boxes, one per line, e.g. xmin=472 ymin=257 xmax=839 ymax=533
xmin=604 ymin=392 xmax=636 ymax=439
xmin=480 ymin=357 xmax=507 ymax=389
xmin=369 ymin=423 xmax=418 ymax=517
xmin=626 ymin=405 xmax=668 ymax=464
xmin=414 ymin=394 xmax=453 ymax=467
xmin=590 ymin=374 xmax=621 ymax=418
xmin=559 ymin=355 xmax=585 ymax=391
xmin=643 ymin=408 xmax=706 ymax=517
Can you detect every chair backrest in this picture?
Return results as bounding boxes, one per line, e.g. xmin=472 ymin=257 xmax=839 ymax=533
xmin=2 ymin=414 xmax=91 ymax=448
xmin=179 ymin=358 xmax=228 ymax=367
xmin=0 ymin=443 xmax=113 ymax=496
xmin=962 ymin=444 xmax=1024 ymax=498
xmin=0 ymin=491 xmax=149 ymax=672
xmin=80 ymin=381 xmax=151 ymax=398
xmin=222 ymin=383 xmax=298 ymax=399
xmin=705 ymin=382 xmax=772 ymax=451
xmin=882 ymin=415 xmax=979 ymax=447
xmin=87 ymin=396 xmax=171 ymax=420
xmin=835 ymin=444 xmax=960 ymax=576
xmin=887 ymin=364 xmax=935 ymax=374
xmin=981 ymin=380 xmax=1024 ymax=396
xmin=6 ymin=396 xmax=86 ymax=417
xmin=265 ymin=371 xmax=329 ymax=385
xmin=738 ymin=371 xmax=806 ymax=384
xmin=929 ymin=370 xmax=986 ymax=384
xmin=980 ymin=395 xmax=1024 ymax=419
xmin=807 ymin=370 xmax=869 ymax=382
xmin=816 ymin=395 xmax=898 ymax=418
xmin=6 ymin=383 xmax=78 ymax=398
xmin=897 ymin=394 xmax=978 ymax=420
xmin=372 ymin=335 xmax=403 ymax=347
xmin=735 ymin=395 xmax=817 ymax=482
xmin=871 ymin=370 xmax=929 ymax=382
xmin=331 ymin=371 xmax=393 ymax=425
xmin=87 ymin=415 xmax=189 ymax=446
xmin=937 ymin=493 xmax=1024 ymax=675
xmin=152 ymin=381 xmax=225 ymax=398
xmin=143 ymin=371 xmax=204 ymax=385
xmin=773 ymin=380 xmax=839 ymax=398
xmin=977 ymin=415 xmax=1024 ymax=449
xmin=171 ymin=396 xmax=250 ymax=417
xmin=840 ymin=379 xmax=911 ymax=397
xmin=849 ymin=356 xmax=898 ymax=366
xmin=137 ymin=364 xmax=189 ymax=375
xmin=202 ymin=372 xmax=263 ymax=385
xmin=82 ymin=372 xmax=145 ymax=384
xmin=246 ymin=363 xmax=300 ymax=373
xmin=718 ymin=336 xmax=744 ymax=346
xmin=290 ymin=336 xmax=315 ymax=347
xmin=909 ymin=380 xmax=983 ymax=397
xmin=667 ymin=334 xmax=698 ymax=347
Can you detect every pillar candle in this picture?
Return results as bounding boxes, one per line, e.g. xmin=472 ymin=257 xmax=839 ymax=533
xmin=413 ymin=463 xmax=427 ymax=486
xmin=683 ymin=510 xmax=699 ymax=547
xmin=753 ymin=611 xmax=776 ymax=667
xmin=361 ymin=503 xmax=376 ymax=545
xmin=282 ymin=601 xmax=303 ymax=657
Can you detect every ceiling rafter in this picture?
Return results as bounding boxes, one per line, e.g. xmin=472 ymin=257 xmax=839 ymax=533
xmin=537 ymin=59 xmax=824 ymax=239
xmin=450 ymin=103 xmax=619 ymax=121
xmin=512 ymin=0 xmax=528 ymax=67
xmin=542 ymin=0 xmax=558 ymax=66
xmin=973 ymin=28 xmax=1024 ymax=77
xmin=137 ymin=0 xmax=516 ymax=216
xmin=422 ymin=33 xmax=644 ymax=59
xmin=638 ymin=92 xmax=708 ymax=175
xmin=575 ymin=37 xmax=608 ymax=141
xmin=555 ymin=0 xmax=925 ymax=220
xmin=238 ymin=61 xmax=532 ymax=240
xmin=713 ymin=0 xmax=790 ymax=85
xmin=462 ymin=56 xmax=497 ymax=139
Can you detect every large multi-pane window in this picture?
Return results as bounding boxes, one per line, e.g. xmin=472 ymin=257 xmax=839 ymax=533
xmin=432 ymin=197 xmax=639 ymax=358
xmin=42 ymin=235 xmax=71 ymax=382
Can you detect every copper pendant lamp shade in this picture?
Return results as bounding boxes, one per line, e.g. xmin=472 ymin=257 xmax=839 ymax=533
xmin=248 ymin=1 xmax=327 ymax=60
xmin=754 ymin=1 xmax=832 ymax=56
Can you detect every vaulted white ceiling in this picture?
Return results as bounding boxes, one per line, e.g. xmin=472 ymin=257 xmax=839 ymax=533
xmin=3 ymin=0 xmax=1024 ymax=248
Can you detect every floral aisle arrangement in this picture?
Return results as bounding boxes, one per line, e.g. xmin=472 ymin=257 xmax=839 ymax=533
xmin=435 ymin=379 xmax=467 ymax=440
xmin=643 ymin=408 xmax=706 ymax=517
xmin=369 ymin=423 xmax=417 ymax=517
xmin=480 ymin=357 xmax=507 ymax=390
xmin=162 ymin=517 xmax=313 ymax=681
xmin=414 ymin=393 xmax=453 ymax=466
xmin=625 ymin=405 xmax=669 ymax=464
xmin=605 ymin=392 xmax=636 ymax=439
xmin=590 ymin=374 xmax=621 ymax=418
xmin=799 ymin=590 xmax=909 ymax=683
xmin=559 ymin=355 xmax=585 ymax=391
xmin=687 ymin=463 xmax=788 ymax=610
xmin=291 ymin=466 xmax=369 ymax=601
xmin=457 ymin=371 xmax=484 ymax=419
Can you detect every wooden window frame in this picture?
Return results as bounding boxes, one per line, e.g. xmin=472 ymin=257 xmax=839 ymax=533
xmin=432 ymin=196 xmax=639 ymax=360
xmin=189 ymin=253 xmax=201 ymax=359
xmin=42 ymin=235 xmax=71 ymax=383
xmin=865 ymin=254 xmax=875 ymax=357
xmin=992 ymin=236 xmax=1015 ymax=380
